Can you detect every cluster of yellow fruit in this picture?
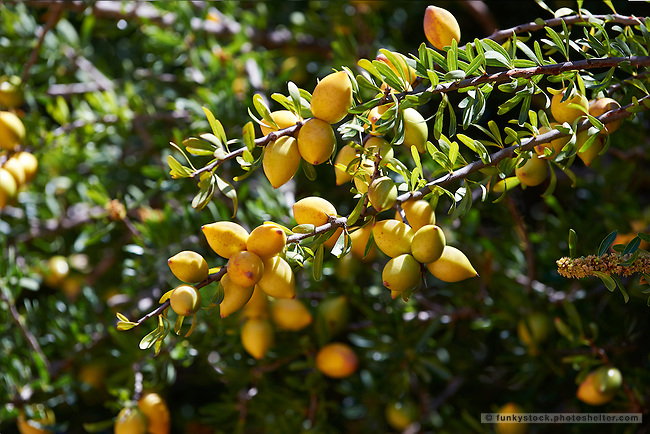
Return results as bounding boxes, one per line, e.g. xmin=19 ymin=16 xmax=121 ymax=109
xmin=114 ymin=392 xmax=171 ymax=434
xmin=261 ymin=70 xmax=353 ymax=188
xmin=0 ymin=111 xmax=37 ymax=210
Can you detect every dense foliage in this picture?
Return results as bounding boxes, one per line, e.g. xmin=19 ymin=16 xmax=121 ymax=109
xmin=1 ymin=1 xmax=650 ymax=433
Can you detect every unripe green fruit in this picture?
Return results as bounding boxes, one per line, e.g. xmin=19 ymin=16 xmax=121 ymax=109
xmin=263 ymin=136 xmax=301 ymax=188
xmin=589 ymin=98 xmax=622 ymax=135
xmin=241 ymin=318 xmax=274 ymax=359
xmin=227 ymin=250 xmax=264 ymax=288
xmin=402 ymin=108 xmax=428 ymax=153
xmin=576 ymin=366 xmax=622 ymax=405
xmin=0 ymin=167 xmax=18 ymax=210
xmin=550 ymin=90 xmax=588 ymax=124
xmin=0 ymin=110 xmax=26 ymax=150
xmin=297 ymin=118 xmax=336 ymax=165
xmin=310 ymin=70 xmax=353 ymax=124
xmin=364 ymin=136 xmax=393 ymax=161
xmin=15 ymin=152 xmax=38 ymax=182
xmin=372 ymin=219 xmax=414 ymax=258
xmin=260 ymin=110 xmax=299 ymax=136
xmin=202 ymin=221 xmax=249 ymax=259
xmin=257 ymin=255 xmax=295 ymax=299
xmin=395 ymin=199 xmax=436 ymax=230
xmin=426 ymin=246 xmax=477 ymax=282
xmin=353 ymin=160 xmax=375 ymax=194
xmin=576 ymin=131 xmax=605 ymax=166
xmin=593 ymin=366 xmax=623 ymax=395
xmin=0 ymin=76 xmax=25 ymax=108
xmin=368 ymin=176 xmax=397 ymax=212
xmin=492 ymin=176 xmax=520 ymax=193
xmin=271 ymin=298 xmax=313 ymax=331
xmin=334 ymin=143 xmax=359 ymax=185
xmin=167 ymin=250 xmax=209 ymax=283
xmin=411 ymin=224 xmax=446 ymax=264
xmin=385 ymin=400 xmax=419 ymax=431
xmin=293 ymin=196 xmax=337 ymax=227
xmin=515 ymin=155 xmax=547 ymax=187
xmin=114 ymin=407 xmax=148 ymax=434
xmin=170 ymin=284 xmax=202 ymax=316
xmin=423 ymin=5 xmax=461 ymax=50
xmin=246 ymin=223 xmax=287 ymax=259
xmin=382 ymin=253 xmax=421 ymax=292
xmin=219 ymin=274 xmax=255 ymax=318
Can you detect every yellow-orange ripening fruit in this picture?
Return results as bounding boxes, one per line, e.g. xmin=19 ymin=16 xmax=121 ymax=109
xmin=385 ymin=400 xmax=419 ymax=432
xmin=515 ymin=155 xmax=547 ymax=187
xmin=263 ymin=136 xmax=301 ymax=188
xmin=219 ymin=274 xmax=255 ymax=318
xmin=293 ymin=196 xmax=337 ymax=227
xmin=0 ymin=167 xmax=18 ymax=210
xmin=382 ymin=253 xmax=422 ymax=292
xmin=257 ymin=255 xmax=296 ymax=299
xmin=368 ymin=176 xmax=397 ymax=212
xmin=170 ymin=284 xmax=202 ymax=316
xmin=316 ymin=295 xmax=350 ymax=338
xmin=492 ymin=176 xmax=521 ymax=193
xmin=535 ymin=123 xmax=570 ymax=159
xmin=402 ymin=108 xmax=428 ymax=153
xmin=3 ymin=156 xmax=26 ymax=186
xmin=349 ymin=224 xmax=377 ymax=261
xmin=202 ymin=221 xmax=249 ymax=259
xmin=167 ymin=251 xmax=209 ymax=283
xmin=297 ymin=118 xmax=336 ymax=165
xmin=550 ymin=90 xmax=588 ymax=124
xmin=576 ymin=366 xmax=622 ymax=406
xmin=411 ymin=224 xmax=446 ymax=264
xmin=310 ymin=70 xmax=353 ymax=124
xmin=137 ymin=393 xmax=170 ymax=434
xmin=334 ymin=143 xmax=358 ymax=185
xmin=247 ymin=224 xmax=287 ymax=259
xmin=241 ymin=318 xmax=274 ymax=359
xmin=396 ymin=199 xmax=436 ymax=231
xmin=364 ymin=136 xmax=393 ymax=161
xmin=426 ymin=245 xmax=478 ymax=282
xmin=0 ymin=76 xmax=25 ymax=108
xmin=227 ymin=250 xmax=264 ymax=288
xmin=0 ymin=110 xmax=26 ymax=150
xmin=495 ymin=402 xmax=527 ymax=434
xmin=589 ymin=98 xmax=622 ymax=135
xmin=271 ymin=299 xmax=313 ymax=331
xmin=353 ymin=160 xmax=375 ymax=194
xmin=576 ymin=131 xmax=605 ymax=167
xmin=17 ymin=407 xmax=56 ymax=434
xmin=242 ymin=285 xmax=270 ymax=319
xmin=260 ymin=110 xmax=299 ymax=136
xmin=315 ymin=342 xmax=359 ymax=379
xmin=15 ymin=151 xmax=38 ymax=183
xmin=423 ymin=5 xmax=461 ymax=50
xmin=372 ymin=219 xmax=414 ymax=258
xmin=114 ymin=407 xmax=148 ymax=434
xmin=366 ymin=104 xmax=390 ymax=135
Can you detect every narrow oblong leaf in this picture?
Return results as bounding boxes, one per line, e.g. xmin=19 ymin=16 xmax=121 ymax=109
xmin=598 ymin=230 xmax=618 ymax=256
xmin=313 ymin=244 xmax=324 ymax=281
xmin=568 ymin=229 xmax=577 ymax=258
xmin=593 ymin=271 xmax=617 ymax=292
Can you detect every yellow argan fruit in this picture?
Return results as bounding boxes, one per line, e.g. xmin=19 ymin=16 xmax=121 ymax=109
xmin=396 ymin=199 xmax=436 ymax=230
xmin=0 ymin=76 xmax=24 ymax=108
xmin=257 ymin=255 xmax=296 ymax=299
xmin=515 ymin=155 xmax=547 ymax=187
xmin=385 ymin=400 xmax=419 ymax=432
xmin=315 ymin=342 xmax=359 ymax=379
xmin=411 ymin=224 xmax=446 ymax=264
xmin=260 ymin=110 xmax=300 ymax=136
xmin=242 ymin=285 xmax=270 ymax=319
xmin=366 ymin=104 xmax=391 ymax=135
xmin=492 ymin=176 xmax=521 ymax=193
xmin=167 ymin=251 xmax=209 ymax=283
xmin=202 ymin=221 xmax=249 ymax=259
xmin=114 ymin=407 xmax=148 ymax=434
xmin=576 ymin=130 xmax=605 ymax=166
xmin=364 ymin=136 xmax=393 ymax=161
xmin=323 ymin=226 xmax=344 ymax=250
xmin=293 ymin=196 xmax=337 ymax=227
xmin=43 ymin=255 xmax=69 ymax=288
xmin=495 ymin=402 xmax=527 ymax=434
xmin=368 ymin=176 xmax=397 ymax=212
xmin=423 ymin=5 xmax=461 ymax=50
xmin=316 ymin=295 xmax=350 ymax=338
xmin=17 ymin=406 xmax=56 ymax=434
xmin=16 ymin=151 xmax=38 ymax=183
xmin=517 ymin=312 xmax=551 ymax=356
xmin=0 ymin=110 xmax=26 ymax=150
xmin=550 ymin=90 xmax=589 ymax=124
xmin=382 ymin=253 xmax=421 ymax=292
xmin=372 ymin=219 xmax=414 ymax=258
xmin=297 ymin=118 xmax=336 ymax=165
xmin=589 ymin=98 xmax=622 ymax=135
xmin=349 ymin=224 xmax=377 ymax=261
xmin=426 ymin=246 xmax=478 ymax=282
xmin=376 ymin=52 xmax=417 ymax=89
xmin=576 ymin=366 xmax=622 ymax=406
xmin=246 ymin=223 xmax=287 ymax=259
xmin=170 ymin=284 xmax=202 ymax=316
xmin=137 ymin=392 xmax=170 ymax=434
xmin=227 ymin=250 xmax=264 ymax=288
xmin=263 ymin=136 xmax=301 ymax=188
xmin=0 ymin=167 xmax=18 ymax=209
xmin=310 ymin=70 xmax=353 ymax=124
xmin=353 ymin=160 xmax=375 ymax=194
xmin=219 ymin=274 xmax=255 ymax=318
xmin=402 ymin=108 xmax=428 ymax=153
xmin=271 ymin=299 xmax=313 ymax=331
xmin=241 ymin=318 xmax=274 ymax=359
xmin=334 ymin=143 xmax=358 ymax=185
xmin=535 ymin=122 xmax=570 ymax=158
xmin=3 ymin=155 xmax=26 ymax=186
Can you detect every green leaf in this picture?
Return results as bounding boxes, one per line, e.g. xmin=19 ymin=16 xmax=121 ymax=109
xmin=183 ymin=137 xmax=215 ymax=156
xmin=313 ymin=244 xmax=324 ymax=281
xmin=139 ymin=326 xmax=162 ymax=350
xmin=598 ymin=230 xmax=617 ymax=257
xmin=215 ymin=175 xmax=238 ymax=217
xmin=622 ymin=236 xmax=641 ymax=256
xmin=593 ymin=271 xmax=617 ymax=292
xmin=167 ymin=155 xmax=192 ymax=179
xmin=242 ymin=121 xmax=256 ymax=151
xmin=568 ymin=229 xmax=577 ymax=258
xmin=202 ymin=107 xmax=227 ymax=146
xmin=347 ymin=195 xmax=365 ymax=227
